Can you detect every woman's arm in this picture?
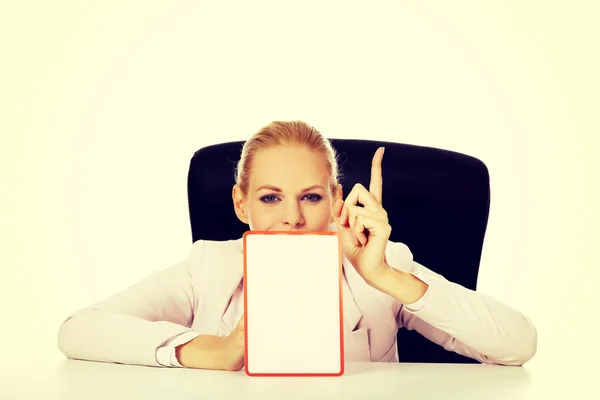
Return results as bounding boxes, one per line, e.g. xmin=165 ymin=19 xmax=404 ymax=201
xmin=375 ymin=241 xmax=537 ymax=366
xmin=57 ymin=240 xmax=208 ymax=367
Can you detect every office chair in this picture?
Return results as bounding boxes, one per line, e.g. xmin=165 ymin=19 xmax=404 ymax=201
xmin=187 ymin=139 xmax=490 ymax=364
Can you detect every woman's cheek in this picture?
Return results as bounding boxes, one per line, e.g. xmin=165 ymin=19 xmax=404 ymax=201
xmin=306 ymin=205 xmax=330 ymax=228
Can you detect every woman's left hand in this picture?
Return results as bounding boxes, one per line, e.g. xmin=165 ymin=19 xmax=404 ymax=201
xmin=332 ymin=147 xmax=391 ymax=284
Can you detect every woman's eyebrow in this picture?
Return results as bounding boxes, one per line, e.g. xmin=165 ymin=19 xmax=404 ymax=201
xmin=256 ymin=184 xmax=325 ymax=192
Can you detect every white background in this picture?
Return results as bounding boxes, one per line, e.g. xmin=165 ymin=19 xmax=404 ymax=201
xmin=1 ymin=0 xmax=598 ymax=381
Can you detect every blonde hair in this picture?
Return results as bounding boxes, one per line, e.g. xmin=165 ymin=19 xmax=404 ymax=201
xmin=235 ymin=121 xmax=340 ymax=196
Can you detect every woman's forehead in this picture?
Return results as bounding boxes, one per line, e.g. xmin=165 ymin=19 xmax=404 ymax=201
xmin=249 ymin=146 xmax=330 ymax=188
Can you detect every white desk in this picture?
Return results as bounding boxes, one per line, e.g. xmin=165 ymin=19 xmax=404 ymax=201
xmin=2 ymin=359 xmax=587 ymax=399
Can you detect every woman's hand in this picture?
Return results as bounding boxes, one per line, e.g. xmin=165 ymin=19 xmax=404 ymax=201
xmin=332 ymin=147 xmax=391 ymax=285
xmin=176 ymin=315 xmax=245 ymax=371
xmin=218 ymin=314 xmax=246 ymax=371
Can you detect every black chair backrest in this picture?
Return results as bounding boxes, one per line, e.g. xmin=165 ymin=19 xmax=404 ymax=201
xmin=187 ymin=139 xmax=490 ymax=364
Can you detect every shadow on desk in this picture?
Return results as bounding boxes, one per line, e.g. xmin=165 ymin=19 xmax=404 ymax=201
xmin=56 ymin=360 xmax=533 ymax=400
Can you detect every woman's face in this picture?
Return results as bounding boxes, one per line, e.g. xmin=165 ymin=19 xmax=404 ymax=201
xmin=233 ymin=145 xmax=342 ymax=232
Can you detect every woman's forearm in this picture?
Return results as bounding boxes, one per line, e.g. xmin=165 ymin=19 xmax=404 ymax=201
xmin=367 ymin=262 xmax=537 ymax=365
xmin=367 ymin=264 xmax=429 ymax=304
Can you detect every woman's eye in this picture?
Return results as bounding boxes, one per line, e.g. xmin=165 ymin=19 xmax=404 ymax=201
xmin=260 ymin=194 xmax=322 ymax=203
xmin=260 ymin=195 xmax=279 ymax=203
xmin=303 ymin=194 xmax=323 ymax=202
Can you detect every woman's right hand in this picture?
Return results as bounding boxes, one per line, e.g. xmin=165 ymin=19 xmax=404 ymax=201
xmin=175 ymin=315 xmax=245 ymax=371
xmin=218 ymin=315 xmax=246 ymax=371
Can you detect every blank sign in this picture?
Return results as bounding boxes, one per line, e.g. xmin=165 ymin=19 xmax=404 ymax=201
xmin=243 ymin=231 xmax=344 ymax=377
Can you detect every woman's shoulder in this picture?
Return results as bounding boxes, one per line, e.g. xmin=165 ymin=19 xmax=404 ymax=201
xmin=189 ymin=236 xmax=243 ymax=251
xmin=186 ymin=237 xmax=244 ymax=268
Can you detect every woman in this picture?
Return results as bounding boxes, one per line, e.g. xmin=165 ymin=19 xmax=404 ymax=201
xmin=57 ymin=120 xmax=537 ymax=371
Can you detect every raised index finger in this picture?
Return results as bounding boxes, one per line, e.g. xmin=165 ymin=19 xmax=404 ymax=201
xmin=369 ymin=147 xmax=384 ymax=203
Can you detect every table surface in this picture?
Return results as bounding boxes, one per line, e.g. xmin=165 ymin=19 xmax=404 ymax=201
xmin=2 ymin=359 xmax=591 ymax=399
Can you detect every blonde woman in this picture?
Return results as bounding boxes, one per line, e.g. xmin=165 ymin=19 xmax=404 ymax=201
xmin=58 ymin=121 xmax=537 ymax=371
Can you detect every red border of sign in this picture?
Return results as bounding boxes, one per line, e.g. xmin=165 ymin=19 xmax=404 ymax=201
xmin=243 ymin=230 xmax=345 ymax=377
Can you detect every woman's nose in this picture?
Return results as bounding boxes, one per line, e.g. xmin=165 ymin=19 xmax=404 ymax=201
xmin=282 ymin=202 xmax=304 ymax=228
